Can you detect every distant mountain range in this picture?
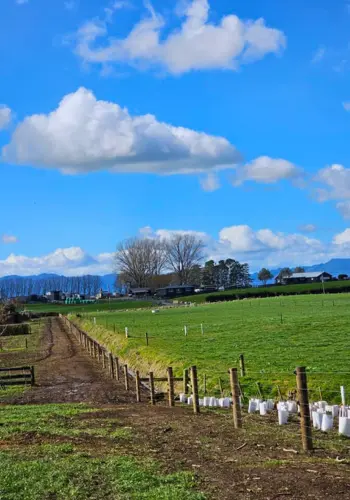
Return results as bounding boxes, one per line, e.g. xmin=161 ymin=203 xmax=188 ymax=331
xmin=1 ymin=258 xmax=350 ymax=289
xmin=251 ymin=259 xmax=350 ymax=283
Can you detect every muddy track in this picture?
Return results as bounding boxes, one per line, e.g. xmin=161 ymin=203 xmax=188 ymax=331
xmin=10 ymin=317 xmax=140 ymax=405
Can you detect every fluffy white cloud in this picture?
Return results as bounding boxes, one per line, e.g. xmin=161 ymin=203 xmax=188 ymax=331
xmin=2 ymin=87 xmax=241 ymax=175
xmin=315 ymin=164 xmax=350 ymax=202
xmin=233 ymin=156 xmax=303 ymax=186
xmin=64 ymin=1 xmax=76 ymax=10
xmin=2 ymin=234 xmax=18 ymax=244
xmin=343 ymin=101 xmax=350 ymax=111
xmin=73 ymin=0 xmax=286 ymax=75
xmin=336 ymin=201 xmax=350 ymax=219
xmin=333 ymin=228 xmax=350 ymax=245
xmin=311 ymin=46 xmax=326 ymax=64
xmin=0 ymin=105 xmax=12 ymax=130
xmin=200 ymin=172 xmax=220 ymax=192
xmin=0 ymin=247 xmax=114 ymax=277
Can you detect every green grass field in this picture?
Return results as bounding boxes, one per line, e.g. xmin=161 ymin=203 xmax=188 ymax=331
xmin=0 ymin=404 xmax=203 ymax=500
xmin=76 ymin=293 xmax=350 ymax=402
xmin=23 ymin=299 xmax=155 ymax=314
xmin=179 ymin=279 xmax=350 ymax=303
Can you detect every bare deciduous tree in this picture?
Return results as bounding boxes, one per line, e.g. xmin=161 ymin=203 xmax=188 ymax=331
xmin=164 ymin=234 xmax=205 ymax=285
xmin=115 ymin=238 xmax=167 ymax=288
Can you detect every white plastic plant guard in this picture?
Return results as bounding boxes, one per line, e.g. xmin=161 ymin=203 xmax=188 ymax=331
xmin=187 ymin=396 xmax=193 ymax=405
xmin=267 ymin=399 xmax=274 ymax=411
xmin=321 ymin=414 xmax=333 ymax=432
xmin=248 ymin=399 xmax=257 ymax=413
xmin=278 ymin=409 xmax=288 ymax=425
xmin=203 ymin=397 xmax=210 ymax=406
xmin=339 ymin=417 xmax=350 ymax=437
xmin=179 ymin=393 xmax=187 ymax=403
xmin=287 ymin=401 xmax=297 ymax=413
xmin=209 ymin=397 xmax=217 ymax=407
xmin=199 ymin=399 xmax=204 ymax=406
xmin=259 ymin=402 xmax=267 ymax=416
xmin=312 ymin=411 xmax=323 ymax=430
xmin=223 ymin=397 xmax=231 ymax=408
xmin=318 ymin=401 xmax=327 ymax=411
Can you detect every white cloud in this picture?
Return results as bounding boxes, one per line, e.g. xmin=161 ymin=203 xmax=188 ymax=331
xmin=16 ymin=0 xmax=28 ymax=4
xmin=315 ymin=164 xmax=350 ymax=202
xmin=64 ymin=1 xmax=76 ymax=10
xmin=311 ymin=46 xmax=326 ymax=64
xmin=343 ymin=101 xmax=350 ymax=111
xmin=2 ymin=234 xmax=18 ymax=244
xmin=200 ymin=172 xmax=220 ymax=191
xmin=336 ymin=201 xmax=350 ymax=219
xmin=0 ymin=105 xmax=12 ymax=130
xmin=2 ymin=87 xmax=241 ymax=176
xmin=333 ymin=228 xmax=350 ymax=245
xmin=73 ymin=0 xmax=286 ymax=75
xmin=0 ymin=247 xmax=113 ymax=277
xmin=299 ymin=224 xmax=317 ymax=233
xmin=233 ymin=156 xmax=303 ymax=186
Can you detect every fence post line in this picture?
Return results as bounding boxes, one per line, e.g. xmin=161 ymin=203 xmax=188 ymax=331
xmin=145 ymin=332 xmax=149 ymax=346
xmin=229 ymin=368 xmax=242 ymax=429
xmin=183 ymin=369 xmax=189 ymax=394
xmin=239 ymin=354 xmax=246 ymax=377
xmin=190 ymin=365 xmax=200 ymax=414
xmin=149 ymin=371 xmax=155 ymax=405
xmin=114 ymin=356 xmax=120 ymax=380
xmin=97 ymin=344 xmax=101 ymax=362
xmin=167 ymin=367 xmax=175 ymax=407
xmin=296 ymin=366 xmax=313 ymax=452
xmin=124 ymin=364 xmax=129 ymax=391
xmin=135 ymin=370 xmax=141 ymax=402
xmin=102 ymin=350 xmax=106 ymax=369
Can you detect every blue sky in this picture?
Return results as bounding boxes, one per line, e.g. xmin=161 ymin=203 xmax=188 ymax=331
xmin=1 ymin=0 xmax=350 ymax=275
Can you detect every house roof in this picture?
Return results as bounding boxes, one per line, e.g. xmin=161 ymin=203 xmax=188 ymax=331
xmin=130 ymin=288 xmax=151 ymax=292
xmin=288 ymin=272 xmax=327 ymax=279
xmin=156 ymin=285 xmax=195 ymax=291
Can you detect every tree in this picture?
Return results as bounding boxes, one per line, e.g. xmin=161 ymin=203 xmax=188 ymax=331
xmin=294 ymin=266 xmax=305 ymax=273
xmin=258 ymin=268 xmax=273 ymax=286
xmin=115 ymin=237 xmax=167 ymax=288
xmin=338 ymin=274 xmax=348 ymax=280
xmin=276 ymin=267 xmax=292 ymax=283
xmin=165 ymin=234 xmax=205 ymax=285
xmin=201 ymin=260 xmax=216 ymax=287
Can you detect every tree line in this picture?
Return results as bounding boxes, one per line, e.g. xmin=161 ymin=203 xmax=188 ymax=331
xmin=0 ymin=275 xmax=103 ymax=299
xmin=257 ymin=266 xmax=305 ymax=285
xmin=115 ymin=234 xmax=251 ymax=290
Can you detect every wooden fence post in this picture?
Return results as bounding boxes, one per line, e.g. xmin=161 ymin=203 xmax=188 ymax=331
xmin=183 ymin=369 xmax=189 ymax=394
xmin=135 ymin=370 xmax=141 ymax=402
xmin=124 ymin=365 xmax=129 ymax=391
xmin=239 ymin=354 xmax=246 ymax=377
xmin=145 ymin=332 xmax=149 ymax=346
xmin=190 ymin=366 xmax=200 ymax=414
xmin=296 ymin=366 xmax=313 ymax=452
xmin=229 ymin=368 xmax=242 ymax=428
xmin=167 ymin=367 xmax=175 ymax=407
xmin=97 ymin=344 xmax=101 ymax=362
xmin=114 ymin=356 xmax=120 ymax=380
xmin=30 ymin=366 xmax=35 ymax=386
xmin=102 ymin=350 xmax=106 ymax=369
xmin=25 ymin=338 xmax=28 ymax=349
xmin=149 ymin=371 xmax=155 ymax=405
xmin=109 ymin=353 xmax=114 ymax=378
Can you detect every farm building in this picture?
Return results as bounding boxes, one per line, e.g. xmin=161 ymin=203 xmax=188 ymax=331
xmin=130 ymin=288 xmax=152 ymax=297
xmin=276 ymin=271 xmax=332 ymax=285
xmin=155 ymin=285 xmax=195 ymax=298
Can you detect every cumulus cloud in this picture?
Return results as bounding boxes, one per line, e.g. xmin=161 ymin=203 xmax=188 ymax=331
xmin=2 ymin=234 xmax=18 ymax=244
xmin=73 ymin=0 xmax=286 ymax=75
xmin=336 ymin=201 xmax=350 ymax=219
xmin=315 ymin=164 xmax=350 ymax=202
xmin=200 ymin=172 xmax=220 ymax=192
xmin=0 ymin=105 xmax=12 ymax=130
xmin=311 ymin=46 xmax=326 ymax=64
xmin=0 ymin=247 xmax=113 ymax=277
xmin=233 ymin=156 xmax=303 ymax=186
xmin=2 ymin=87 xmax=241 ymax=176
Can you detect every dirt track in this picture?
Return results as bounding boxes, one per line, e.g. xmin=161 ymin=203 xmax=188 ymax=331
xmin=9 ymin=317 xmax=139 ymax=404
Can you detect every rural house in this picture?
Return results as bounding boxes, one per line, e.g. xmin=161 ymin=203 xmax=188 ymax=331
xmin=276 ymin=271 xmax=332 ymax=285
xmin=155 ymin=285 xmax=195 ymax=298
xmin=130 ymin=288 xmax=152 ymax=297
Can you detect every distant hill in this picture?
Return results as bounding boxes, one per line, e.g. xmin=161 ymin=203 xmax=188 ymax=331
xmin=0 ymin=273 xmax=116 ymax=291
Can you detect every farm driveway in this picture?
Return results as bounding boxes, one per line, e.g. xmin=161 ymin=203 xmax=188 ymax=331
xmin=9 ymin=317 xmax=138 ymax=405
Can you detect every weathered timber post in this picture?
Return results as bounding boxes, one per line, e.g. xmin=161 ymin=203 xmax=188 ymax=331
xmin=109 ymin=353 xmax=114 ymax=378
xmin=149 ymin=371 xmax=155 ymax=405
xmin=124 ymin=365 xmax=129 ymax=390
xmin=135 ymin=370 xmax=141 ymax=402
xmin=296 ymin=366 xmax=313 ymax=452
xmin=114 ymin=356 xmax=120 ymax=380
xmin=145 ymin=332 xmax=149 ymax=346
xmin=167 ymin=367 xmax=175 ymax=407
xmin=102 ymin=350 xmax=106 ymax=369
xmin=183 ymin=369 xmax=189 ymax=394
xmin=229 ymin=368 xmax=242 ymax=428
xmin=239 ymin=354 xmax=246 ymax=377
xmin=190 ymin=365 xmax=200 ymax=414
xmin=31 ymin=366 xmax=35 ymax=386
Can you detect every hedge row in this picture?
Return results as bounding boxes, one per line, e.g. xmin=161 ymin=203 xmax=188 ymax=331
xmin=205 ymin=286 xmax=350 ymax=302
xmin=0 ymin=323 xmax=31 ymax=336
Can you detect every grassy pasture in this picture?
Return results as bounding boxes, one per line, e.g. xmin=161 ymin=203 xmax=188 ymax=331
xmin=78 ymin=293 xmax=350 ymax=402
xmin=23 ymin=299 xmax=154 ymax=314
